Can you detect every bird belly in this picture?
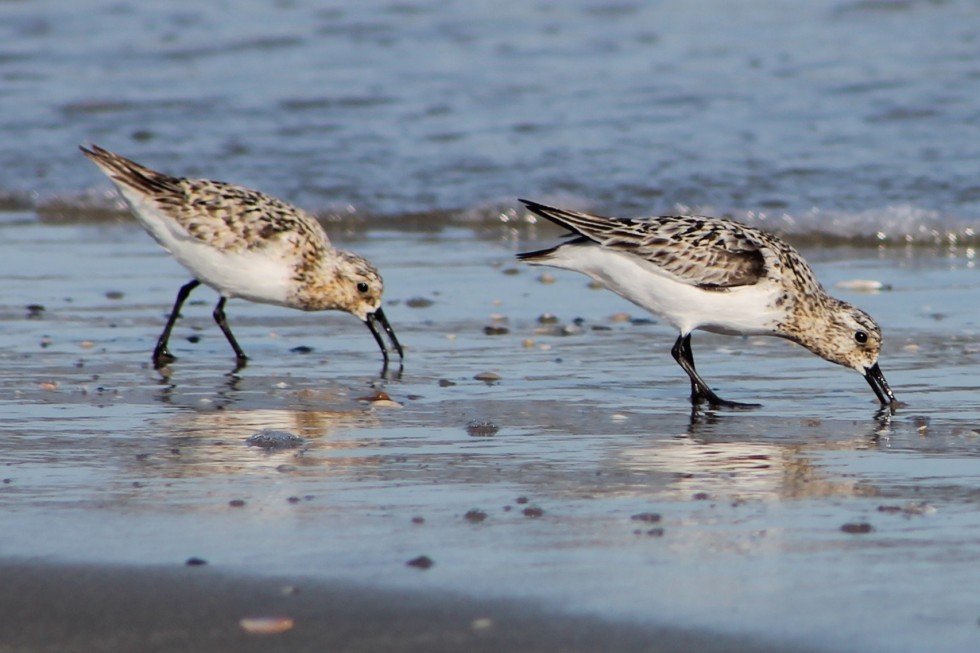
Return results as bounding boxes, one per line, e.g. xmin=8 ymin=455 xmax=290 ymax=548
xmin=122 ymin=193 xmax=294 ymax=307
xmin=170 ymin=242 xmax=294 ymax=306
xmin=535 ymin=244 xmax=782 ymax=335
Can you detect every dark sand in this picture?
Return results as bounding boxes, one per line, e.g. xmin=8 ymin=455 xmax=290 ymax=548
xmin=0 ymin=561 xmax=805 ymax=653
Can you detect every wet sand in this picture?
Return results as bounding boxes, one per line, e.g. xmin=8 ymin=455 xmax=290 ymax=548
xmin=0 ymin=561 xmax=812 ymax=653
xmin=2 ymin=219 xmax=980 ymax=652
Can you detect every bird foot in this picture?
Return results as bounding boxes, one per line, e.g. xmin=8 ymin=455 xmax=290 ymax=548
xmin=152 ymin=350 xmax=176 ymax=369
xmin=692 ymin=391 xmax=761 ymax=410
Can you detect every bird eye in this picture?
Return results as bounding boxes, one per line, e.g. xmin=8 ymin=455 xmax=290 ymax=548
xmin=356 ymin=282 xmax=370 ymax=294
xmin=854 ymin=331 xmax=868 ymax=344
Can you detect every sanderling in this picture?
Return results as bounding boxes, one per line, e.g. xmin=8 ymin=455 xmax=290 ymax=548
xmin=80 ymin=144 xmax=402 ymax=370
xmin=517 ymin=199 xmax=896 ymax=408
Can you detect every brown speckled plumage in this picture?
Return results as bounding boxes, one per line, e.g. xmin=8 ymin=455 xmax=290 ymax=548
xmin=81 ymin=144 xmax=330 ymax=258
xmin=518 ymin=199 xmax=895 ymax=407
xmin=80 ymin=144 xmax=402 ymax=367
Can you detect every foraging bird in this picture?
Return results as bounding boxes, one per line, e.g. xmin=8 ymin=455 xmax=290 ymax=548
xmin=517 ymin=199 xmax=896 ymax=408
xmin=81 ymin=144 xmax=402 ymax=370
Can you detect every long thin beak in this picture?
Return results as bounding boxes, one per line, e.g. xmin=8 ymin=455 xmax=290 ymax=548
xmin=364 ymin=307 xmax=403 ymax=362
xmin=864 ymin=362 xmax=896 ymax=406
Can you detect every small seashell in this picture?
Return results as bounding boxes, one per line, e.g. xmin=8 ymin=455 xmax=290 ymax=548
xmin=239 ymin=616 xmax=295 ymax=635
xmin=834 ymin=279 xmax=891 ymax=292
xmin=357 ymin=390 xmax=392 ymax=402
xmin=358 ymin=390 xmax=403 ymax=408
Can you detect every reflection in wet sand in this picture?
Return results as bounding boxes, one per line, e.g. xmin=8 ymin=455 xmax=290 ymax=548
xmin=611 ymin=411 xmax=897 ymax=502
xmin=134 ymin=404 xmax=385 ymax=480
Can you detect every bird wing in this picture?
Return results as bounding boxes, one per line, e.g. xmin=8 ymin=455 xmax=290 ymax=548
xmin=80 ymin=144 xmax=331 ymax=255
xmin=519 ymin=199 xmax=767 ymax=289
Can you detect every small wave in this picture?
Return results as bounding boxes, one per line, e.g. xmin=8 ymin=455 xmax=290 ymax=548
xmin=15 ymin=191 xmax=980 ymax=247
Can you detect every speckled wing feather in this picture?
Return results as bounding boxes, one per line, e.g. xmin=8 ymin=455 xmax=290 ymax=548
xmin=80 ymin=144 xmax=330 ymax=256
xmin=520 ymin=199 xmax=768 ymax=289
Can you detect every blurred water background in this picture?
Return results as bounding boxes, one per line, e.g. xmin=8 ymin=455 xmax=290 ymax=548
xmin=2 ymin=0 xmax=980 ymax=244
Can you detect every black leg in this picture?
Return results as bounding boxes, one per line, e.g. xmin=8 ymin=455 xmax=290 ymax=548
xmin=212 ymin=297 xmax=248 ymax=364
xmin=153 ymin=280 xmax=201 ymax=368
xmin=670 ymin=333 xmax=760 ymax=408
xmin=671 ymin=334 xmax=702 ymax=402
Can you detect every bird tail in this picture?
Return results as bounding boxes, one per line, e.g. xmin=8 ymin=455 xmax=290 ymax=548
xmin=79 ymin=144 xmax=180 ymax=196
xmin=516 ymin=243 xmax=564 ymax=263
xmin=518 ymin=198 xmax=615 ymax=239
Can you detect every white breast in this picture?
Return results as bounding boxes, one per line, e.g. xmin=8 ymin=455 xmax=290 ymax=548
xmin=121 ymin=188 xmax=295 ymax=307
xmin=542 ymin=244 xmax=783 ymax=336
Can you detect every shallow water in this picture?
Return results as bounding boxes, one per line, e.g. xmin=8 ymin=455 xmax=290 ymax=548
xmin=3 ymin=0 xmax=980 ymax=650
xmin=3 ymin=220 xmax=980 ymax=652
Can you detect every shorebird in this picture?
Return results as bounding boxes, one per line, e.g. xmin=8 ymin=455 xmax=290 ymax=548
xmin=81 ymin=144 xmax=402 ymax=370
xmin=517 ymin=199 xmax=896 ymax=408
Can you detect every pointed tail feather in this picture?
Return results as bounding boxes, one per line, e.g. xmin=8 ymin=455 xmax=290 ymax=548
xmin=516 ymin=243 xmax=563 ymax=263
xmin=79 ymin=144 xmax=180 ymax=196
xmin=518 ymin=198 xmax=619 ymax=242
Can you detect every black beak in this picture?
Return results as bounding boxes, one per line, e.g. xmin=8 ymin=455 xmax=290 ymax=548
xmin=364 ymin=307 xmax=403 ymax=362
xmin=864 ymin=362 xmax=896 ymax=406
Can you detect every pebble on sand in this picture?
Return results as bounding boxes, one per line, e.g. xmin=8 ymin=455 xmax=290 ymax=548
xmin=466 ymin=421 xmax=499 ymax=437
xmin=406 ymin=555 xmax=434 ymax=570
xmin=245 ymin=429 xmax=305 ymax=450
xmin=464 ymin=509 xmax=488 ymax=522
xmin=630 ymin=512 xmax=662 ymax=523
